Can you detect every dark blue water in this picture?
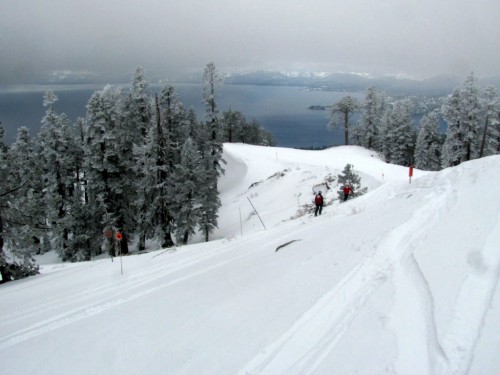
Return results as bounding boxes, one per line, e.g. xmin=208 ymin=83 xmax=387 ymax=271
xmin=0 ymin=84 xmax=361 ymax=148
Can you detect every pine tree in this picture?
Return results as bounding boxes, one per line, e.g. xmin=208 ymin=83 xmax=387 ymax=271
xmin=160 ymin=85 xmax=189 ymax=165
xmin=442 ymin=73 xmax=482 ymax=167
xmin=441 ymin=89 xmax=463 ymax=167
xmin=381 ymin=99 xmax=415 ymax=166
xmin=460 ymin=73 xmax=481 ymax=161
xmin=8 ymin=127 xmax=46 ymax=253
xmin=0 ymin=124 xmax=10 ymax=281
xmin=197 ymin=148 xmax=221 ymax=243
xmin=39 ymin=92 xmax=81 ymax=259
xmin=83 ymin=85 xmax=124 ymax=256
xmin=329 ymin=95 xmax=360 ymax=145
xmin=414 ymin=111 xmax=442 ymax=171
xmin=359 ymin=86 xmax=385 ymax=150
xmin=172 ymin=138 xmax=204 ymax=244
xmin=336 ymin=164 xmax=367 ymax=201
xmin=0 ymin=126 xmax=41 ymax=282
xmin=221 ymin=109 xmax=245 ymax=143
xmin=202 ymin=62 xmax=224 ymax=173
xmin=480 ymin=85 xmax=500 ymax=157
xmin=123 ymin=67 xmax=153 ymax=251
xmin=135 ymin=88 xmax=186 ymax=250
xmin=199 ymin=63 xmax=224 ymax=242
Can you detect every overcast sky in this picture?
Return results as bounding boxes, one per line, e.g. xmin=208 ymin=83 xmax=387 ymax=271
xmin=1 ymin=0 xmax=499 ymax=83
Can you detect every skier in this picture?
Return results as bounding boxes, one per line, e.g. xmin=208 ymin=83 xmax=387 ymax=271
xmin=314 ymin=191 xmax=324 ymax=216
xmin=342 ymin=185 xmax=352 ymax=202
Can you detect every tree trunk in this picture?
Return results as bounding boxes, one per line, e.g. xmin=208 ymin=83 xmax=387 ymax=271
xmin=120 ymin=233 xmax=129 ymax=255
xmin=138 ymin=234 xmax=146 ymax=251
xmin=162 ymin=231 xmax=175 ymax=248
xmin=479 ymin=114 xmax=489 ymax=158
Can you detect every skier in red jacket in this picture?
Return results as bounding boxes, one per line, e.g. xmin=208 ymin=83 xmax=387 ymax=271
xmin=314 ymin=191 xmax=324 ymax=216
xmin=342 ymin=185 xmax=352 ymax=202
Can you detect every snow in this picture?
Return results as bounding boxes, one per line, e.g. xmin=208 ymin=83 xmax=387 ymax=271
xmin=1 ymin=144 xmax=499 ymax=375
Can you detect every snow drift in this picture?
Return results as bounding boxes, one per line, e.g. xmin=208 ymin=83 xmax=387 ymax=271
xmin=1 ymin=144 xmax=499 ymax=375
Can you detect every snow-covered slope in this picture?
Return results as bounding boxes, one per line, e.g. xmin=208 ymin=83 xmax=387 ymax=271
xmin=1 ymin=144 xmax=499 ymax=375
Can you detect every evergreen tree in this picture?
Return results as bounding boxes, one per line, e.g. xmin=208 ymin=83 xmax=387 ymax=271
xmin=200 ymin=63 xmax=224 ymax=242
xmin=221 ymin=109 xmax=245 ymax=143
xmin=480 ymin=85 xmax=500 ymax=157
xmin=260 ymin=127 xmax=276 ymax=146
xmin=83 ymin=85 xmax=124 ymax=256
xmin=160 ymin=85 xmax=189 ymax=164
xmin=414 ymin=111 xmax=442 ymax=171
xmin=197 ymin=148 xmax=221 ymax=243
xmin=123 ymin=67 xmax=153 ymax=251
xmin=172 ymin=138 xmax=204 ymax=244
xmin=441 ymin=89 xmax=463 ymax=167
xmin=39 ymin=92 xmax=82 ymax=259
xmin=336 ymin=164 xmax=368 ymax=201
xmin=8 ymin=127 xmax=45 ymax=250
xmin=135 ymin=87 xmax=187 ymax=249
xmin=202 ymin=62 xmax=224 ymax=173
xmin=381 ymin=99 xmax=415 ymax=166
xmin=329 ymin=95 xmax=361 ymax=145
xmin=460 ymin=73 xmax=481 ymax=161
xmin=359 ymin=86 xmax=386 ymax=151
xmin=0 ymin=126 xmax=41 ymax=282
xmin=442 ymin=73 xmax=482 ymax=167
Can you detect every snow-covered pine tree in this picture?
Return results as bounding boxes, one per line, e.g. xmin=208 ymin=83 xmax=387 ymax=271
xmin=336 ymin=164 xmax=367 ymax=200
xmin=7 ymin=127 xmax=45 ymax=254
xmin=160 ymin=85 xmax=189 ymax=165
xmin=459 ymin=73 xmax=481 ymax=162
xmin=58 ymin=116 xmax=104 ymax=262
xmin=380 ymin=99 xmax=415 ymax=166
xmin=172 ymin=138 xmax=204 ymax=244
xmin=123 ymin=67 xmax=154 ymax=251
xmin=359 ymin=86 xmax=386 ymax=151
xmin=187 ymin=108 xmax=203 ymax=142
xmin=199 ymin=63 xmax=224 ymax=242
xmin=329 ymin=95 xmax=361 ymax=145
xmin=197 ymin=147 xmax=221 ymax=243
xmin=135 ymin=86 xmax=188 ymax=250
xmin=480 ymin=85 xmax=500 ymax=157
xmin=442 ymin=73 xmax=482 ymax=167
xmin=221 ymin=109 xmax=245 ymax=143
xmin=414 ymin=111 xmax=442 ymax=171
xmin=0 ymin=126 xmax=41 ymax=282
xmin=242 ymin=119 xmax=263 ymax=145
xmin=83 ymin=85 xmax=124 ymax=256
xmin=0 ymin=124 xmax=11 ymax=282
xmin=39 ymin=92 xmax=83 ymax=260
xmin=202 ymin=62 xmax=224 ymax=175
xmin=441 ymin=88 xmax=463 ymax=167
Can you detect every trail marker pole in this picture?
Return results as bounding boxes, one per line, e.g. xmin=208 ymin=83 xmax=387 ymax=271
xmin=409 ymin=165 xmax=414 ymax=184
xmin=247 ymin=197 xmax=266 ymax=230
xmin=115 ymin=232 xmax=123 ymax=275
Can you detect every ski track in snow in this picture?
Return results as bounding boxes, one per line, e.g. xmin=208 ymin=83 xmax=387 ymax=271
xmin=438 ymin=210 xmax=500 ymax=375
xmin=388 ymin=184 xmax=450 ymax=375
xmin=0 ymin=232 xmax=286 ymax=351
xmin=237 ymin=184 xmax=453 ymax=375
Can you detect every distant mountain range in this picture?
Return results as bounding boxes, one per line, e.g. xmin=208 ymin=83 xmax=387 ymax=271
xmin=40 ymin=69 xmax=500 ymax=97
xmin=220 ymin=71 xmax=500 ymax=96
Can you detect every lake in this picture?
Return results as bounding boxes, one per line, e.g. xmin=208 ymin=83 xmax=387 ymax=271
xmin=0 ymin=83 xmax=364 ymax=148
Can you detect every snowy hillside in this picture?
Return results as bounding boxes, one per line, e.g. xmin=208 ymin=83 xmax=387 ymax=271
xmin=1 ymin=144 xmax=499 ymax=375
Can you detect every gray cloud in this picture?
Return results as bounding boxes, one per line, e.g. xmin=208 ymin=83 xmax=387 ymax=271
xmin=1 ymin=0 xmax=499 ymax=83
